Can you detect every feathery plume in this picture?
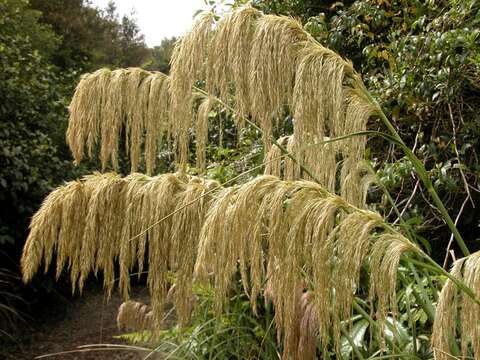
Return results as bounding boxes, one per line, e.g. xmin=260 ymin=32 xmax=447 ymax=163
xmin=170 ymin=177 xmax=219 ymax=325
xmin=297 ymin=291 xmax=319 ymax=360
xmin=21 ymin=171 xmax=221 ymax=331
xmin=195 ymin=96 xmax=214 ymax=172
xmin=263 ymin=136 xmax=288 ymax=177
xmin=101 ymin=69 xmax=127 ymax=170
xmin=292 ymin=42 xmax=348 ymax=190
xmin=432 ymin=251 xmax=480 ymax=360
xmin=119 ymin=173 xmax=151 ymax=299
xmin=117 ymin=300 xmax=153 ymax=332
xmin=125 ymin=69 xmax=148 ymax=172
xmin=21 ymin=182 xmax=81 ymax=283
xmin=206 ymin=7 xmax=260 ymax=125
xmin=338 ymin=86 xmax=378 ymax=207
xmin=332 ymin=211 xmax=383 ymax=347
xmin=146 ymin=73 xmax=170 ymax=175
xmin=67 ymin=69 xmax=110 ymax=164
xmin=143 ymin=173 xmax=184 ymax=329
xmin=67 ymin=68 xmax=171 ymax=173
xmin=249 ymin=15 xmax=308 ymax=148
xmin=195 ymin=175 xmax=417 ymax=358
xmin=369 ymin=233 xmax=419 ymax=330
xmin=87 ymin=174 xmax=127 ymax=295
xmin=284 ymin=135 xmax=300 ymax=181
xmin=170 ymin=13 xmax=214 ymax=166
xmin=195 ymin=186 xmax=238 ymax=314
xmin=56 ymin=181 xmax=91 ymax=289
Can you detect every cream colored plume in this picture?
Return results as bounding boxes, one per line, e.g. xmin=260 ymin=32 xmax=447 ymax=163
xmin=117 ymin=300 xmax=153 ymax=332
xmin=22 ymin=170 xmax=418 ymax=359
xmin=194 ymin=175 xmax=418 ymax=358
xmin=206 ymin=7 xmax=260 ymax=124
xmin=432 ymin=251 xmax=480 ymax=360
xmin=21 ymin=181 xmax=84 ymax=284
xmin=32 ymin=6 xmax=408 ymax=359
xmin=263 ymin=135 xmax=288 ymax=177
xmin=21 ymin=171 xmax=220 ymax=332
xmin=170 ymin=13 xmax=214 ymax=166
xmin=67 ymin=6 xmax=377 ymax=201
xmin=67 ymin=68 xmax=170 ymax=174
xmin=195 ymin=96 xmax=214 ymax=172
xmin=297 ymin=291 xmax=319 ymax=360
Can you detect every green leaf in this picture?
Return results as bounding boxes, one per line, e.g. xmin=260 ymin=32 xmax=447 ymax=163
xmin=340 ymin=319 xmax=369 ymax=358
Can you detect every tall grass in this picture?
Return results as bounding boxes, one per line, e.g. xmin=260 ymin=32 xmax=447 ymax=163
xmin=20 ymin=5 xmax=480 ymax=360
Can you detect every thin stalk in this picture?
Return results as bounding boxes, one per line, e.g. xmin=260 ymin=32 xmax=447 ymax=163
xmin=193 ymin=86 xmax=324 ymax=183
xmin=426 ymin=271 xmax=439 ymax=302
xmin=361 ymin=88 xmax=470 ymax=256
xmin=341 ymin=324 xmax=366 ymax=360
xmin=410 ymin=256 xmax=480 ymax=306
xmin=352 ymin=301 xmax=398 ymax=354
xmin=367 ymin=162 xmax=437 ymax=321
xmin=406 ymin=263 xmax=436 ymax=321
xmin=397 ymin=270 xmax=435 ymax=322
xmin=403 ymin=285 xmax=417 ymax=356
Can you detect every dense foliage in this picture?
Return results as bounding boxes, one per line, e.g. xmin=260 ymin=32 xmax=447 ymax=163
xmin=0 ymin=0 xmax=151 ymax=343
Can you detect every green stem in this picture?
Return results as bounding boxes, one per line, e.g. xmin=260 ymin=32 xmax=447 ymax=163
xmin=366 ymin=162 xmax=437 ymax=321
xmin=352 ymin=301 xmax=401 ymax=356
xmin=403 ymin=283 xmax=417 ymax=356
xmin=361 ymin=89 xmax=470 ymax=256
xmin=412 ymin=256 xmax=480 ymax=306
xmin=398 ymin=270 xmax=435 ymax=322
xmin=341 ymin=325 xmax=366 ymax=360
xmin=406 ymin=263 xmax=436 ymax=321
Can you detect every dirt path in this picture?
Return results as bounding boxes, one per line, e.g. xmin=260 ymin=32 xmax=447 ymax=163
xmin=5 ymin=286 xmax=151 ymax=360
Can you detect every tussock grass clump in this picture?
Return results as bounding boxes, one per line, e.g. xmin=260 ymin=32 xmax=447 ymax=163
xmin=25 ymin=6 xmax=440 ymax=359
xmin=67 ymin=69 xmax=170 ymax=174
xmin=432 ymin=252 xmax=480 ymax=360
